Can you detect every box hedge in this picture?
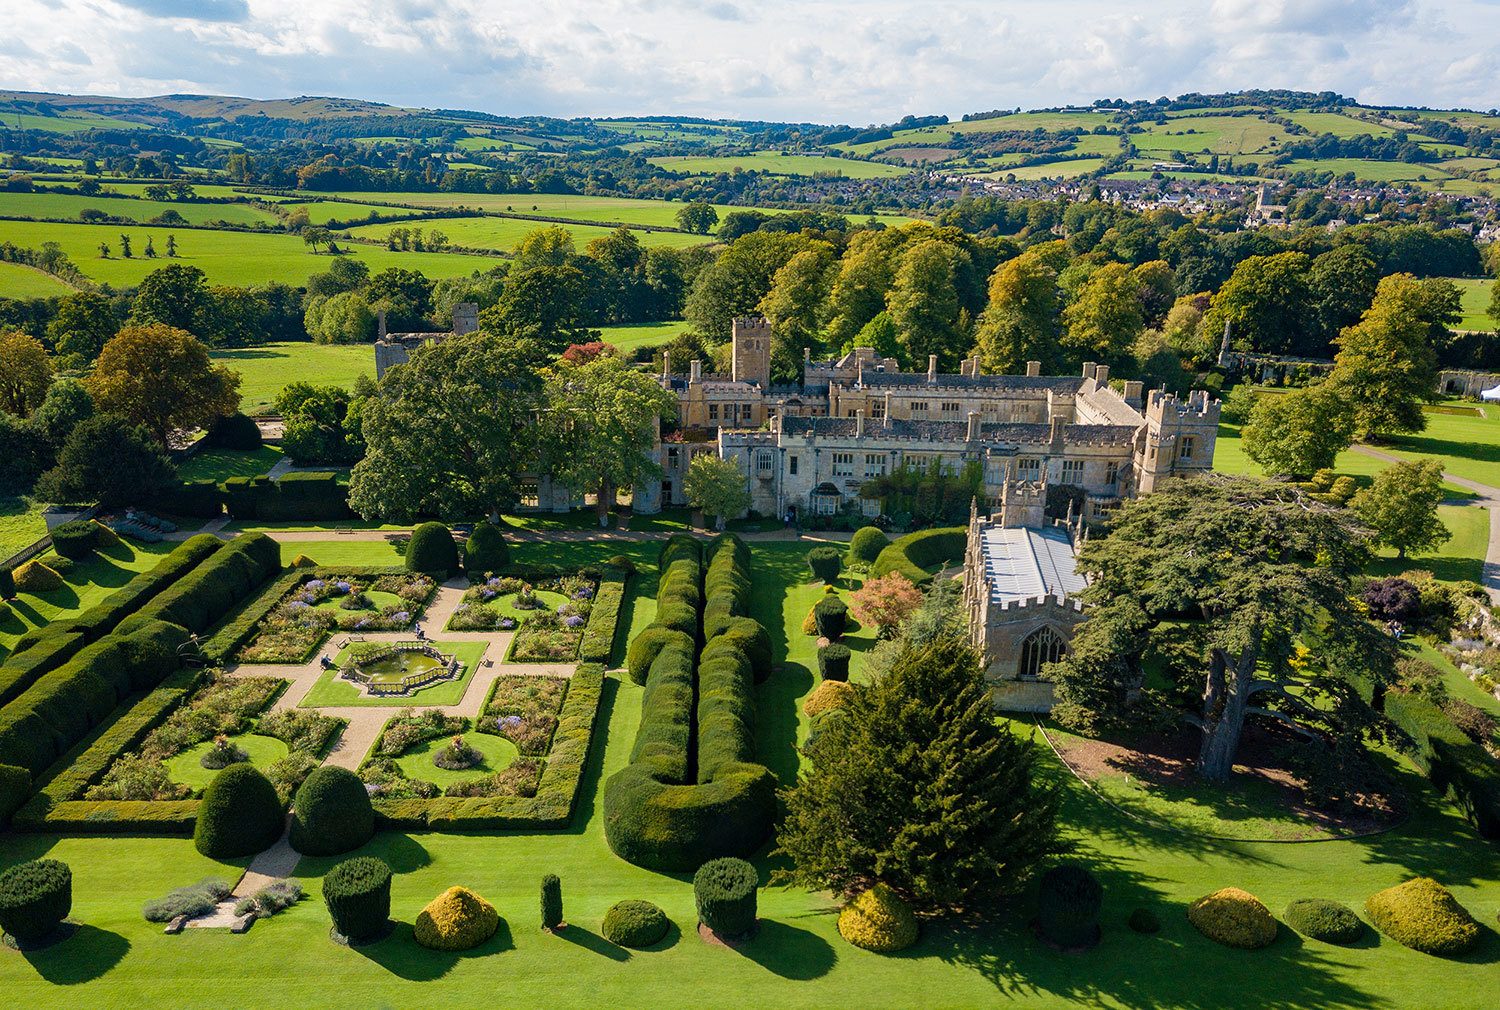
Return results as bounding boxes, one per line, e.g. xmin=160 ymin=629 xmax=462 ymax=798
xmin=49 ymin=520 xmax=100 ymax=560
xmin=406 ymin=521 xmax=458 ymax=577
xmin=193 ymin=764 xmax=285 ymax=858
xmin=870 ymin=527 xmax=966 ymax=584
xmin=579 ymin=567 xmax=629 ymax=665
xmin=290 ymin=765 xmax=374 ymax=856
xmin=602 ymin=899 xmax=670 ymax=948
xmin=129 ymin=532 xmax=280 ymax=633
xmin=323 ymin=856 xmax=392 ymax=942
xmin=156 ymin=480 xmax=225 ymax=518
xmin=1364 ymin=877 xmax=1480 ymax=956
xmin=222 ymin=472 xmax=348 ymax=521
xmin=0 ymin=763 xmax=30 ymax=824
xmin=693 ymin=857 xmax=757 ymax=938
xmin=0 ymin=858 xmax=71 ymax=942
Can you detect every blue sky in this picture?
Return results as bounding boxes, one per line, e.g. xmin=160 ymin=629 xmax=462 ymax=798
xmin=2 ymin=0 xmax=1497 ymax=122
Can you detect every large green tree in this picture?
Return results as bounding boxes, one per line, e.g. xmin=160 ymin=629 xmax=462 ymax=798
xmin=758 ymin=243 xmax=837 ymax=377
xmin=685 ymin=231 xmax=811 ymax=341
xmin=825 ymin=229 xmax=908 ymax=350
xmin=1327 ymin=273 xmax=1439 ymax=440
xmin=886 ymin=238 xmax=972 ymax=370
xmin=0 ymin=330 xmax=53 ymax=418
xmin=1351 ymin=460 xmax=1451 ymax=559
xmin=541 ymin=356 xmax=678 ymax=526
xmin=973 ymin=250 xmax=1060 ymax=374
xmin=128 ymin=263 xmax=213 ymax=336
xmin=1051 ymin=474 xmax=1397 ymax=782
xmin=86 ymin=325 xmax=239 ymax=445
xmin=683 ymin=454 xmax=750 ymax=530
xmin=676 ymin=201 xmax=718 ymax=235
xmin=1060 ymin=261 xmax=1145 ymax=366
xmin=1241 ymin=383 xmax=1356 ymax=477
xmin=776 ymin=637 xmax=1062 ymax=913
xmin=480 ymin=264 xmax=597 ymax=354
xmin=34 ymin=413 xmax=176 ymax=507
xmin=1201 ymin=251 xmax=1314 ymax=356
xmin=349 ymin=331 xmax=543 ymax=522
xmin=46 ymin=291 xmax=119 ymax=365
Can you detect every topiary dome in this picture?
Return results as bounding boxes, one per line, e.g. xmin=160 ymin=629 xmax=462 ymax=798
xmin=290 ymin=765 xmax=375 ymax=856
xmin=413 ymin=886 xmax=500 ymax=951
xmin=194 ymin=763 xmax=284 ymax=859
xmin=1187 ymin=887 xmax=1277 ymax=950
xmin=837 ymin=883 xmax=918 ymax=953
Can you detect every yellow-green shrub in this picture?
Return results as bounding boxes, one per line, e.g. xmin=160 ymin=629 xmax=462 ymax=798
xmin=837 ymin=884 xmax=918 ymax=952
xmin=1364 ymin=877 xmax=1480 ymax=956
xmin=13 ymin=561 xmax=64 ymax=594
xmin=803 ymin=680 xmax=854 ymax=718
xmin=413 ymin=886 xmax=499 ymax=951
xmin=1187 ymin=888 xmax=1277 ymax=949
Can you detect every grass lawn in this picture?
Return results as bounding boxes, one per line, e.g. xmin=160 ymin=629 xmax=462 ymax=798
xmin=1377 ymin=410 xmax=1500 ymax=488
xmin=298 ymin=640 xmax=488 ymax=708
xmin=0 ymin=261 xmax=75 ymax=297
xmin=0 ymin=219 xmax=501 ymax=289
xmin=649 ymin=152 xmax=911 ymax=178
xmin=446 ymin=590 xmax=569 ymax=632
xmin=0 ymin=540 xmax=176 ymax=653
xmin=1365 ymin=503 xmax=1490 ymax=583
xmin=209 ymin=342 xmax=375 ymax=415
xmin=1405 ymin=637 xmax=1500 ymax=719
xmin=163 ymin=733 xmax=290 ymax=792
xmin=176 ymin=445 xmax=285 ymax=482
xmin=1450 ymin=277 xmax=1494 ymax=330
xmin=598 ymin=321 xmax=688 ymax=355
xmin=0 ymin=496 xmax=50 ymax=561
xmin=273 ymin=540 xmax=408 ymax=568
xmin=392 ymin=730 xmax=518 ymax=788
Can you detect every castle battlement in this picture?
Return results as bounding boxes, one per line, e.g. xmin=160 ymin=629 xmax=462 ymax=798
xmin=993 ymin=593 xmax=1086 ymax=614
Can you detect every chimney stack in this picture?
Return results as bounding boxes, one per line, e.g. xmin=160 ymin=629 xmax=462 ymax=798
xmin=1025 ymin=360 xmax=1041 ymax=377
xmin=662 ymin=350 xmax=671 ymax=379
xmin=1123 ymin=380 xmax=1144 ymax=406
xmin=1095 ymin=364 xmax=1111 ymax=386
xmin=927 ymin=354 xmax=938 ymax=383
xmin=970 ymin=356 xmax=982 ymax=377
xmin=1081 ymin=361 xmax=1097 ymax=381
xmin=966 ymin=411 xmax=981 ymax=442
xmin=855 ymin=409 xmax=866 ymax=438
xmin=689 ymin=359 xmax=702 ymax=382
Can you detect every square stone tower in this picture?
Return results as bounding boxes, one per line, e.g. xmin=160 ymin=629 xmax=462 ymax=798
xmin=1136 ymin=389 xmax=1220 ymax=493
xmin=731 ymin=315 xmax=773 ymax=388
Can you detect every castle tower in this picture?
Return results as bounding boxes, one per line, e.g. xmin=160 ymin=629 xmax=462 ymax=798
xmin=452 ymin=302 xmax=479 ymax=336
xmin=731 ymin=315 xmax=772 ymax=388
xmin=1136 ymin=389 xmax=1221 ymax=493
xmin=997 ymin=467 xmax=1047 ymax=529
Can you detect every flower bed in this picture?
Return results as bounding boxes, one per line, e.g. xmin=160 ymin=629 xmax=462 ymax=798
xmin=237 ymin=571 xmax=435 ymax=663
xmin=448 ymin=574 xmax=596 ymax=637
xmin=482 ymin=675 xmax=568 ymax=755
xmin=360 ymin=708 xmax=533 ymax=799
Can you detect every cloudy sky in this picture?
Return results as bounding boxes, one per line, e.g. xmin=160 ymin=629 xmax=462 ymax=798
xmin=2 ymin=0 xmax=1498 ymax=123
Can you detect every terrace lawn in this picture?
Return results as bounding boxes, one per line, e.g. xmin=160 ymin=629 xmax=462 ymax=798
xmin=346 ymin=216 xmax=707 ymax=253
xmin=209 ymin=342 xmax=375 ymax=415
xmin=1365 ymin=503 xmax=1490 ymax=584
xmin=0 ymin=533 xmax=1495 ymax=1008
xmin=0 ymin=540 xmax=176 ymax=653
xmin=1450 ymin=276 xmax=1494 ymax=330
xmin=649 ymin=152 xmax=911 ymax=178
xmin=274 ymin=540 xmax=408 ymax=568
xmin=0 ymin=261 xmax=75 ymax=297
xmin=0 ymin=219 xmax=501 ymax=289
xmin=598 ymin=320 xmax=688 ymax=354
xmin=0 ymin=496 xmax=50 ymax=561
xmin=0 ymin=190 xmax=278 ymax=226
xmin=176 ymin=445 xmax=285 ymax=482
xmin=299 ymin=640 xmax=488 ymax=708
xmin=393 ymin=730 xmax=518 ymax=787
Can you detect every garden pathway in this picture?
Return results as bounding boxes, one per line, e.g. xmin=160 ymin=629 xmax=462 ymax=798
xmin=1351 ymin=443 xmax=1500 ymax=603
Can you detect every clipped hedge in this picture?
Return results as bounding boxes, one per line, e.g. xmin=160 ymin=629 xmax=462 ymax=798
xmin=0 ymin=763 xmax=31 ymax=824
xmin=1283 ymin=899 xmax=1364 ymax=944
xmin=13 ymin=560 xmax=63 ymax=594
xmin=0 ymin=858 xmax=71 ymax=942
xmin=694 ymin=857 xmax=757 ymax=938
xmin=1187 ymin=888 xmax=1277 ymax=950
xmin=50 ymin=520 xmax=100 ymax=560
xmin=193 ymin=764 xmax=285 ymax=858
xmin=623 ymin=536 xmax=702 ymax=685
xmin=414 ymin=886 xmax=499 ymax=951
xmin=847 ymin=526 xmax=890 ymax=566
xmin=1382 ymin=688 xmax=1500 ymax=839
xmin=407 ymin=521 xmax=458 ymax=576
xmin=602 ymin=899 xmax=670 ymax=948
xmin=290 ymin=765 xmax=374 ymax=856
xmin=223 ymin=472 xmax=349 ymax=521
xmin=540 ymin=874 xmax=563 ymax=930
xmin=130 ymin=532 xmax=280 ymax=634
xmin=206 ymin=412 xmax=262 ymax=450
xmin=625 ymin=627 xmax=693 ymax=687
xmin=870 ymin=527 xmax=966 ymax=584
xmin=156 ymin=480 xmax=224 ymax=519
xmin=813 ymin=596 xmax=847 ymax=640
xmin=323 ymin=856 xmax=392 ymax=942
xmin=1365 ymin=877 xmax=1480 ymax=956
xmin=803 ymin=680 xmax=853 ymax=718
xmin=1037 ymin=864 xmax=1103 ymax=948
xmin=580 ymin=567 xmax=630 ymax=665
xmin=463 ymin=522 xmax=510 ymax=573
xmin=605 ymin=535 xmax=775 ymax=872
xmin=838 ymin=883 xmax=918 ymax=953
xmin=372 ymin=664 xmax=604 ymax=832
xmin=818 ymin=643 xmax=851 ymax=682
xmin=807 ymin=545 xmax=842 ymax=583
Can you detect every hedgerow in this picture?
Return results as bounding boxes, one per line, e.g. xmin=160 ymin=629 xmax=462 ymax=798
xmin=127 ymin=532 xmax=280 ymax=633
xmin=579 ymin=566 xmax=629 ymax=665
xmin=870 ymin=527 xmax=966 ymax=584
xmin=604 ymin=535 xmax=775 ymax=872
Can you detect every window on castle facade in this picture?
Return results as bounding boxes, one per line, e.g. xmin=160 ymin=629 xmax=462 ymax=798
xmin=757 ymin=450 xmax=774 ymax=474
xmin=708 ymin=404 xmax=719 ymax=421
xmin=905 ymin=452 xmax=930 ymax=469
xmin=789 ymin=455 xmax=799 ymax=476
xmin=1105 ymin=461 xmax=1119 ymax=486
xmin=1178 ymin=436 xmax=1196 ymax=461
xmin=910 ymin=401 xmax=929 ymax=414
xmin=1019 ymin=626 xmax=1067 ymax=680
xmin=940 ymin=401 xmax=961 ymax=414
xmin=1017 ymin=456 xmax=1041 ymax=478
xmin=871 ymin=401 xmax=885 ymax=418
xmin=832 ymin=452 xmax=855 ymax=476
xmin=1061 ymin=459 xmax=1084 ymax=483
xmin=667 ymin=447 xmax=680 ymax=466
xmin=864 ymin=453 xmax=885 ymax=477
xmin=519 ymin=480 xmax=539 ymax=509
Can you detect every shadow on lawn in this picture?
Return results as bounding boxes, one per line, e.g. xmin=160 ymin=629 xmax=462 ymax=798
xmin=556 ymin=923 xmax=630 ymax=961
xmin=355 ymin=916 xmax=515 ymax=981
xmin=738 ymin=916 xmax=837 ymax=980
xmin=1388 ymin=433 xmax=1500 ymax=474
xmin=20 ymin=924 xmax=130 ymax=985
xmin=751 ymin=547 xmax=817 ymax=788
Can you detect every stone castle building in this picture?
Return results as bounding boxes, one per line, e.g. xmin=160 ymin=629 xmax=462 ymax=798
xmin=373 ymin=302 xmax=479 ymax=380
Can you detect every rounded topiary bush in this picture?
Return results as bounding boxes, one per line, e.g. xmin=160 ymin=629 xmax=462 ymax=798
xmin=322 ymin=856 xmax=392 ymax=943
xmin=463 ymin=522 xmax=510 ymax=574
xmin=290 ymin=765 xmax=374 ymax=856
xmin=1283 ymin=899 xmax=1363 ymax=944
xmin=414 ymin=886 xmax=499 ymax=951
xmin=602 ymin=899 xmax=670 ymax=949
xmin=0 ymin=859 xmax=72 ymax=943
xmin=1128 ymin=907 xmax=1161 ymax=934
xmin=1365 ymin=877 xmax=1480 ymax=956
xmin=847 ymin=526 xmax=890 ymax=567
xmin=807 ymin=546 xmax=842 ymax=583
xmin=803 ymin=680 xmax=854 ymax=718
xmin=50 ymin=520 xmax=98 ymax=560
xmin=813 ymin=596 xmax=848 ymax=640
xmin=208 ymin=412 xmax=263 ymax=450
xmin=1037 ymin=864 xmax=1103 ymax=948
xmin=193 ymin=763 xmax=285 ymax=858
xmin=13 ymin=560 xmax=64 ymax=594
xmin=818 ymin=643 xmax=851 ymax=682
xmin=694 ymin=857 xmax=758 ymax=939
xmin=406 ymin=521 xmax=458 ymax=577
xmin=837 ymin=883 xmax=918 ymax=953
xmin=1187 ymin=888 xmax=1277 ymax=950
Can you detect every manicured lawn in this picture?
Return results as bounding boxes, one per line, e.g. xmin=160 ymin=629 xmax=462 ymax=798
xmin=274 ymin=540 xmax=408 ymax=567
xmin=0 ymin=496 xmax=50 ymax=561
xmin=0 ymin=536 xmax=1497 ymax=1007
xmin=1366 ymin=503 xmax=1490 ymax=584
xmin=392 ymin=730 xmax=518 ymax=787
xmin=0 ymin=260 xmax=74 ymax=297
xmin=1450 ymin=276 xmax=1495 ymax=331
xmin=176 ymin=445 xmax=285 ymax=482
xmin=298 ymin=640 xmax=488 ymax=708
xmin=1378 ymin=410 xmax=1500 ymax=488
xmin=210 ymin=342 xmax=375 ymax=415
xmin=163 ymin=733 xmax=290 ymax=792
xmin=0 ymin=540 xmax=176 ymax=653
xmin=597 ymin=321 xmax=689 ymax=355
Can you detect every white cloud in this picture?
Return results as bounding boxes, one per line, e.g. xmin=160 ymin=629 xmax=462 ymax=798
xmin=0 ymin=0 xmax=1497 ymax=120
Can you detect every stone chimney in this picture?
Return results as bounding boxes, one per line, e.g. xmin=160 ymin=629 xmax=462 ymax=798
xmin=927 ymin=354 xmax=938 ymax=383
xmin=662 ymin=351 xmax=671 ymax=379
xmin=1095 ymin=364 xmax=1110 ymax=386
xmin=966 ymin=411 xmax=982 ymax=442
xmin=1025 ymin=360 xmax=1041 ymax=377
xmin=970 ymin=356 xmax=982 ymax=377
xmin=1049 ymin=415 xmax=1066 ymax=448
xmin=855 ymin=409 xmax=866 ymax=437
xmin=1123 ymin=380 xmax=1144 ymax=406
xmin=1081 ymin=361 xmax=1097 ymax=381
xmin=377 ymin=309 xmax=387 ymax=340
xmin=689 ymin=359 xmax=702 ymax=382
xmin=959 ymin=359 xmax=972 ymax=378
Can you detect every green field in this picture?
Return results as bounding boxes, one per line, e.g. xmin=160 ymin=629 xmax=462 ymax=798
xmin=0 ymin=540 xmax=176 ymax=652
xmin=0 ymin=260 xmax=73 ymax=297
xmin=1451 ymin=277 xmax=1495 ymax=330
xmin=0 ymin=220 xmax=501 ymax=291
xmin=346 ymin=216 xmax=707 ymax=253
xmin=988 ymin=158 xmax=1111 ymax=181
xmin=649 ymin=152 xmax=910 ymax=178
xmin=1284 ymin=111 xmax=1396 ymax=138
xmin=0 ymin=497 xmax=50 ymax=562
xmin=0 ymin=190 xmax=278 ymax=226
xmin=0 ymin=109 xmax=145 ymax=133
xmin=597 ymin=321 xmax=689 ymax=355
xmin=268 ymin=201 xmax=413 ymax=226
xmin=1284 ymin=158 xmax=1443 ymax=181
xmin=1132 ymin=114 xmax=1285 ymax=155
xmin=210 ymin=342 xmax=376 ymax=415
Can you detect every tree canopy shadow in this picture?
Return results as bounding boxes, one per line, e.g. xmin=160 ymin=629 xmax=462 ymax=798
xmin=20 ymin=924 xmax=130 ymax=985
xmin=751 ymin=549 xmax=815 ymax=787
xmin=736 ymin=916 xmax=837 ymax=980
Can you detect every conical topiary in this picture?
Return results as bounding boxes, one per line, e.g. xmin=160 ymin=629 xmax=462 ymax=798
xmin=194 ymin=764 xmax=284 ymax=858
xmin=413 ymin=886 xmax=499 ymax=951
xmin=463 ymin=522 xmax=510 ymax=574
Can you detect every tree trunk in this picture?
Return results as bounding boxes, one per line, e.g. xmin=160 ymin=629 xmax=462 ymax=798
xmin=1197 ymin=646 xmax=1258 ymax=781
xmin=595 ymin=481 xmax=614 ymax=528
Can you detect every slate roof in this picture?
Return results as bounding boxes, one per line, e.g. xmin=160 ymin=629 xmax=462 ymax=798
xmin=858 ymin=373 xmax=1086 ymax=393
xmin=980 ymin=524 xmax=1087 ymax=605
xmin=778 ymin=416 xmax=1138 ymax=443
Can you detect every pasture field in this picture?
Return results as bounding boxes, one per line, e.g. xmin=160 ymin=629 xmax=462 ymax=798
xmin=49 ymin=181 xmax=284 ymax=202
xmin=0 ymin=260 xmax=73 ymax=297
xmin=0 ymin=109 xmax=145 ymax=133
xmin=994 ymin=158 xmax=1110 ymax=180
xmin=300 ymin=192 xmax=743 ymax=229
xmin=1130 ymin=114 xmax=1285 ymax=155
xmin=454 ymin=135 xmax=537 ymax=151
xmin=1285 ymin=158 xmax=1444 ymax=181
xmin=209 ymin=342 xmax=376 ymax=415
xmin=0 ymin=220 xmax=501 ymax=290
xmin=1451 ymin=277 xmax=1495 ymax=330
xmin=0 ymin=537 xmax=1494 ymax=1009
xmin=272 ymin=201 xmax=418 ymax=225
xmin=346 ymin=216 xmax=707 ymax=253
xmin=649 ymin=152 xmax=910 ymax=178
xmin=597 ymin=320 xmax=689 ymax=354
xmin=0 ymin=190 xmax=278 ymax=226
xmin=1283 ymin=111 xmax=1396 ymax=137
